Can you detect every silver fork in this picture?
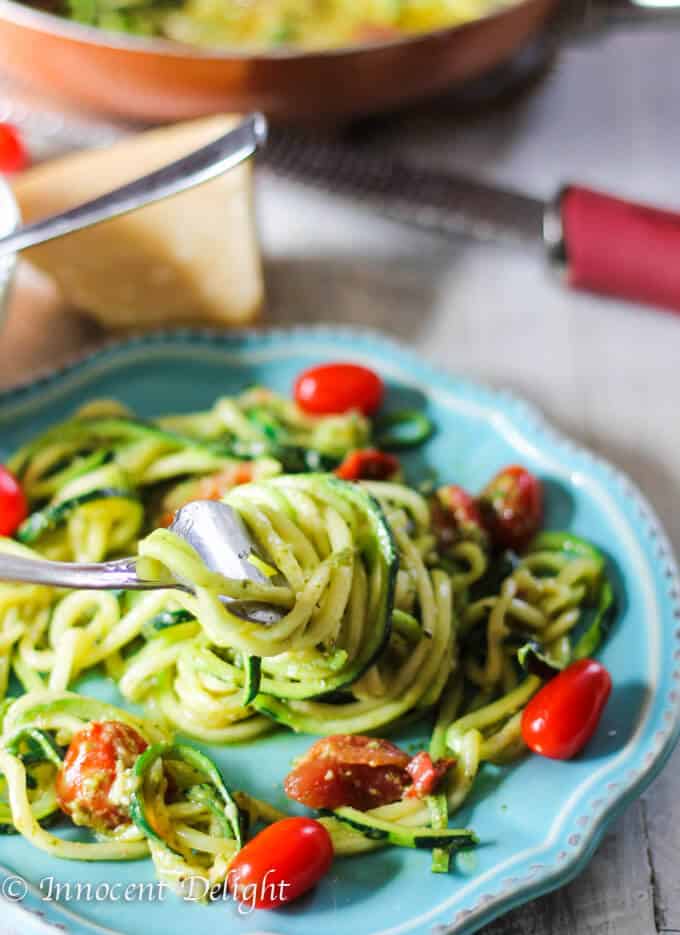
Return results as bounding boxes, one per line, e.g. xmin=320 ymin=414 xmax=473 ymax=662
xmin=0 ymin=501 xmax=283 ymax=625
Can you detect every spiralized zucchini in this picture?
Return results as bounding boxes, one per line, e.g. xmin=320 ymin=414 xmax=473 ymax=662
xmin=0 ymin=390 xmax=616 ymax=891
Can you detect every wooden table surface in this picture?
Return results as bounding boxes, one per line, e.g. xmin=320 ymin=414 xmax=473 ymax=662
xmin=1 ymin=24 xmax=679 ymax=935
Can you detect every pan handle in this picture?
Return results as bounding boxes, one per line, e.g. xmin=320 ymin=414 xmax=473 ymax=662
xmin=582 ymin=0 xmax=680 ymax=31
xmin=545 ymin=185 xmax=680 ymax=316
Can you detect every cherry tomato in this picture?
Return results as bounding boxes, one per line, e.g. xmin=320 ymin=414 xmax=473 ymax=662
xmin=0 ymin=124 xmax=29 ymax=173
xmin=432 ymin=484 xmax=488 ymax=551
xmin=404 ymin=752 xmax=454 ymax=799
xmin=284 ymin=735 xmax=411 ymax=810
xmin=56 ymin=721 xmax=148 ymax=830
xmin=335 ymin=449 xmax=400 ymax=482
xmin=294 ymin=363 xmax=384 ymax=416
xmin=0 ymin=466 xmax=29 ymax=537
xmin=478 ymin=465 xmax=543 ymax=551
xmin=227 ymin=817 xmax=333 ymax=909
xmin=521 ymin=659 xmax=612 ymax=760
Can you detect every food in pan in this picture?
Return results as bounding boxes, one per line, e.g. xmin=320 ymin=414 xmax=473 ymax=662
xmin=26 ymin=0 xmax=519 ymax=50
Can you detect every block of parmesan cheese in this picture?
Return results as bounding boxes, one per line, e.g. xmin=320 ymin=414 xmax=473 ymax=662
xmin=12 ymin=116 xmax=263 ymax=329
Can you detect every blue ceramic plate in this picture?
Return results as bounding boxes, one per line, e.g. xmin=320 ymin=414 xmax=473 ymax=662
xmin=0 ymin=328 xmax=678 ymax=935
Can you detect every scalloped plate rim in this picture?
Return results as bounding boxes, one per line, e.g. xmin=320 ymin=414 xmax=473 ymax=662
xmin=0 ymin=325 xmax=678 ymax=935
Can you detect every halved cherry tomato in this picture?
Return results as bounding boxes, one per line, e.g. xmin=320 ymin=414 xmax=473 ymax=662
xmin=521 ymin=659 xmax=612 ymax=760
xmin=227 ymin=817 xmax=333 ymax=909
xmin=294 ymin=363 xmax=384 ymax=416
xmin=284 ymin=735 xmax=411 ymax=810
xmin=56 ymin=721 xmax=148 ymax=830
xmin=0 ymin=466 xmax=29 ymax=537
xmin=478 ymin=465 xmax=543 ymax=551
xmin=284 ymin=735 xmax=453 ymax=810
xmin=404 ymin=752 xmax=454 ymax=799
xmin=432 ymin=484 xmax=488 ymax=551
xmin=0 ymin=124 xmax=29 ymax=173
xmin=335 ymin=449 xmax=400 ymax=482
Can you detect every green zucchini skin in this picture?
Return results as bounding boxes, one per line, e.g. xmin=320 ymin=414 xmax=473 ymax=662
xmin=4 ymin=728 xmax=63 ymax=768
xmin=573 ymin=578 xmax=616 ymax=660
xmin=373 ymin=409 xmax=434 ymax=450
xmin=82 ymin=416 xmax=348 ymax=470
xmin=428 ymin=794 xmax=452 ymax=873
xmin=142 ymin=609 xmax=195 ymax=639
xmin=34 ymin=449 xmax=115 ymax=497
xmin=528 ymin=531 xmax=604 ymax=564
xmin=17 ymin=488 xmax=139 ymax=544
xmin=325 ymin=806 xmax=478 ymax=851
xmin=186 ymin=783 xmax=239 ymax=839
xmin=517 ymin=643 xmax=563 ymax=680
xmin=129 ymin=743 xmax=243 ymax=852
xmin=43 ymin=416 xmax=313 ymax=467
xmin=242 ymin=656 xmax=262 ymax=706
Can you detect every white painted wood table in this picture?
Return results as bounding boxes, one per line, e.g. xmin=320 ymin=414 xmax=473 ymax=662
xmin=1 ymin=24 xmax=679 ymax=935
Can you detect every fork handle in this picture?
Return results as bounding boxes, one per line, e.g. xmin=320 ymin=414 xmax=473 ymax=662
xmin=0 ymin=553 xmax=168 ymax=591
xmin=0 ymin=113 xmax=267 ymax=258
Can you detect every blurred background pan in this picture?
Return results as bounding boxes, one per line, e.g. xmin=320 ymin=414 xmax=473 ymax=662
xmin=0 ymin=0 xmax=676 ymax=124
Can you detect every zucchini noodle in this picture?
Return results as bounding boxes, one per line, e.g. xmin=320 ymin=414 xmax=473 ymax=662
xmin=0 ymin=389 xmax=616 ymax=893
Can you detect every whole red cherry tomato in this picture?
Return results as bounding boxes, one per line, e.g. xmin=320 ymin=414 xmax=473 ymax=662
xmin=0 ymin=124 xmax=29 ymax=173
xmin=478 ymin=465 xmax=543 ymax=551
xmin=521 ymin=659 xmax=612 ymax=760
xmin=294 ymin=363 xmax=384 ymax=416
xmin=227 ymin=817 xmax=333 ymax=909
xmin=335 ymin=449 xmax=400 ymax=482
xmin=56 ymin=721 xmax=148 ymax=830
xmin=0 ymin=466 xmax=29 ymax=537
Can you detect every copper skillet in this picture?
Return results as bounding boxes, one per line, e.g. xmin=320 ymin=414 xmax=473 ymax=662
xmin=0 ymin=0 xmax=674 ymax=124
